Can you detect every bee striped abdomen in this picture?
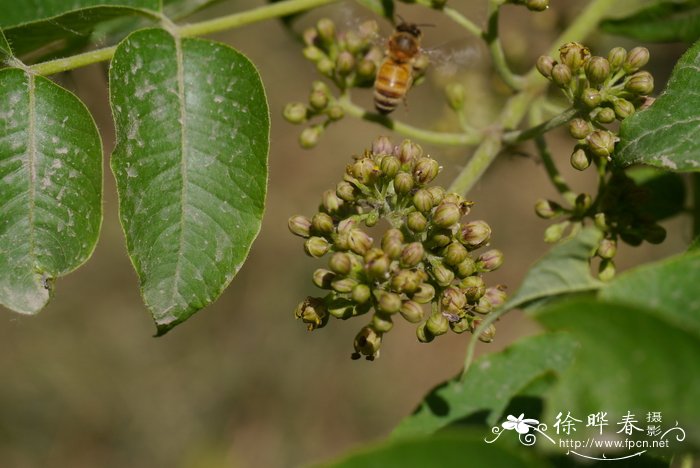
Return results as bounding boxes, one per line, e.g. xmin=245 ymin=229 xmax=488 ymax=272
xmin=374 ymin=61 xmax=413 ymax=114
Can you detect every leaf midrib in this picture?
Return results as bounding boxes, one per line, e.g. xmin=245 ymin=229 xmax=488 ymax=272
xmin=27 ymin=72 xmax=38 ymax=273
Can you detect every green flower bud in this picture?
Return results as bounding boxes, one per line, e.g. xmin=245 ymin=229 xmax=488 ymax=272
xmin=413 ymin=189 xmax=434 ymax=212
xmin=642 ymin=224 xmax=666 ymax=244
xmin=336 ymin=51 xmax=355 ymax=76
xmin=407 ymin=211 xmax=428 ymax=232
xmin=455 ymin=256 xmax=476 ymax=278
xmin=348 ymin=228 xmax=373 ymax=255
xmin=580 ymin=88 xmax=602 ymax=108
xmin=311 ymin=212 xmax=334 ymax=235
xmin=372 ymin=136 xmax=393 ymax=155
xmin=574 ymin=193 xmax=592 ymax=214
xmin=382 ymin=229 xmax=404 ymax=259
xmin=623 ymin=46 xmax=650 ymax=73
xmin=427 ymin=186 xmax=446 ymax=205
xmin=570 ymin=147 xmax=592 ymax=171
xmin=594 ymin=212 xmax=608 ymax=231
xmin=598 ymin=258 xmax=615 ymax=282
xmin=400 ymin=300 xmax=424 ymax=323
xmin=544 ymin=221 xmax=569 ymax=243
xmin=416 ymin=323 xmax=434 ymax=343
xmin=288 ymin=215 xmax=312 ymax=237
xmin=337 ymin=217 xmax=357 ymax=233
xmin=304 ymin=236 xmax=330 ymax=257
xmin=427 ymin=229 xmax=452 ymax=250
xmin=477 ymin=249 xmax=504 ymax=272
xmin=535 ymin=199 xmax=561 ymax=219
xmin=357 ymin=59 xmax=376 ymax=80
xmin=299 ymin=125 xmax=323 ymax=148
xmin=474 ymin=296 xmax=492 ymax=314
xmin=377 ymin=291 xmax=402 ymax=314
xmin=443 ymin=241 xmax=468 ymax=266
xmin=396 ymin=139 xmax=423 ymax=165
xmin=597 ymin=238 xmax=617 ymax=260
xmin=431 ymin=262 xmax=455 ymax=287
xmin=344 ymin=31 xmax=364 ymax=54
xmin=432 ymin=202 xmax=461 ymax=228
xmin=295 ymin=297 xmax=328 ymax=331
xmin=393 ymin=172 xmax=414 ymax=195
xmin=331 ymin=276 xmax=359 ymax=293
xmin=585 ymin=56 xmax=610 ymax=85
xmin=445 ymin=82 xmax=465 ymax=110
xmin=586 ymin=129 xmax=617 ymax=158
xmin=450 ymin=317 xmax=472 ymax=334
xmin=625 ymin=71 xmax=654 ymax=95
xmin=283 ymin=102 xmax=307 ymax=124
xmin=568 ymin=118 xmax=592 ymax=140
xmin=612 ymin=98 xmax=635 ymax=120
xmin=326 ymin=104 xmax=344 ymax=121
xmin=551 ymin=63 xmax=572 ymax=87
xmin=593 ymin=107 xmax=616 ymax=124
xmin=380 ymin=155 xmax=401 ymax=178
xmin=460 ymin=275 xmax=486 ymax=302
xmin=458 ymin=220 xmax=491 ymax=249
xmin=312 ymin=268 xmax=335 ymax=289
xmin=441 ymin=286 xmax=467 ymax=312
xmin=316 ymin=18 xmax=335 ymax=43
xmin=371 ymin=313 xmax=394 ymax=333
xmin=322 ymin=189 xmax=343 ymax=214
xmin=477 ymin=322 xmax=496 ymax=342
xmin=351 ymin=283 xmax=371 ymax=304
xmin=559 ymin=42 xmax=590 ymax=72
xmin=303 ymin=27 xmax=318 ymax=47
xmin=413 ymin=157 xmax=440 ymax=185
xmin=365 ymin=210 xmax=379 ymax=227
xmin=426 ymin=313 xmax=449 ymax=336
xmin=351 ymin=158 xmax=378 ymax=184
xmin=536 ymin=55 xmax=555 ymax=78
xmin=390 ymin=270 xmax=421 ymax=294
xmin=484 ymin=285 xmax=507 ymax=308
xmin=608 ymin=47 xmax=627 ymax=71
xmin=316 ymin=57 xmax=335 ymax=76
xmin=526 ymin=0 xmax=549 ymax=11
xmin=401 ymin=242 xmax=425 ymax=268
xmin=303 ymin=46 xmax=325 ymax=62
xmin=309 ymin=89 xmax=328 ymax=111
xmin=365 ymin=249 xmax=391 ymax=279
xmin=353 ymin=326 xmax=381 ymax=359
xmin=336 ymin=181 xmax=356 ymax=202
xmin=408 ymin=283 xmax=433 ymax=305
xmin=329 ymin=252 xmax=352 ymax=275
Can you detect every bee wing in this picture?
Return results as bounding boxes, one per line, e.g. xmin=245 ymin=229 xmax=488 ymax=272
xmin=422 ymin=40 xmax=483 ymax=78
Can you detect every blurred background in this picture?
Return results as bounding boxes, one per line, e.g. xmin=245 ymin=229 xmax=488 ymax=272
xmin=0 ymin=0 xmax=692 ymax=466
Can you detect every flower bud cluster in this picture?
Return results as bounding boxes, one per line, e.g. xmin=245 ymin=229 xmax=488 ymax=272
xmin=537 ymin=43 xmax=653 ymax=171
xmin=290 ymin=137 xmax=505 ymax=360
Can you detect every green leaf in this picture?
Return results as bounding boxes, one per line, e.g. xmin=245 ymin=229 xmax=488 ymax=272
xmin=3 ymin=6 xmax=159 ymax=57
xmin=323 ymin=432 xmax=548 ymax=468
xmin=601 ymin=0 xmax=700 ymax=43
xmin=616 ymin=39 xmax=700 ymax=172
xmin=0 ymin=68 xmax=102 ymax=314
xmin=535 ymin=299 xmax=700 ymax=447
xmin=0 ymin=0 xmax=159 ymax=28
xmin=599 ymin=251 xmax=700 ymax=337
xmin=109 ymin=29 xmax=269 ymax=334
xmin=626 ymin=166 xmax=686 ymax=221
xmin=505 ymin=228 xmax=603 ymax=313
xmin=391 ymin=333 xmax=576 ymax=439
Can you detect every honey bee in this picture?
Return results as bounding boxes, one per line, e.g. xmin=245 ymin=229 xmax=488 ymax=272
xmin=373 ymin=21 xmax=425 ymax=114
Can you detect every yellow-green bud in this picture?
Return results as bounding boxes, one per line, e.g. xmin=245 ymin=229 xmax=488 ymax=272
xmin=303 ymin=46 xmax=325 ymax=62
xmin=585 ymin=56 xmax=610 ymax=85
xmin=400 ymin=300 xmax=424 ymax=323
xmin=478 ymin=323 xmax=496 ymax=342
xmin=568 ymin=118 xmax=592 ymax=139
xmin=608 ymin=47 xmax=627 ymax=71
xmin=412 ymin=282 xmax=436 ymax=304
xmin=326 ymin=104 xmax=344 ymax=121
xmin=397 ymin=139 xmax=423 ymax=165
xmin=625 ymin=71 xmax=654 ymax=95
xmin=534 ymin=199 xmax=561 ymax=219
xmin=288 ymin=215 xmax=311 ymax=237
xmin=594 ymin=107 xmax=616 ymax=124
xmin=458 ymin=220 xmax=491 ymax=249
xmin=344 ymin=31 xmax=364 ymax=54
xmin=594 ymin=212 xmax=607 ymax=231
xmin=580 ymin=88 xmax=602 ymax=108
xmin=484 ymin=285 xmax=507 ymax=308
xmin=544 ymin=221 xmax=569 ymax=243
xmin=283 ymin=102 xmax=307 ymax=124
xmin=371 ymin=313 xmax=393 ymax=333
xmin=427 ymin=186 xmax=446 ymax=205
xmin=393 ymin=172 xmax=414 ymax=195
xmin=450 ymin=317 xmax=472 ymax=334
xmin=597 ymin=238 xmax=617 ymax=260
xmin=357 ymin=59 xmax=376 ymax=81
xmin=365 ymin=250 xmax=391 ymax=279
xmin=612 ymin=98 xmax=635 ymax=120
xmin=426 ymin=313 xmax=449 ymax=336
xmin=351 ymin=158 xmax=377 ymax=184
xmin=322 ymin=189 xmax=343 ymax=214
xmin=441 ymin=286 xmax=467 ymax=312
xmin=416 ymin=323 xmax=434 ymax=343
xmin=574 ymin=193 xmax=592 ymax=214
xmin=413 ymin=189 xmax=434 ymax=212
xmin=390 ymin=270 xmax=421 ymax=294
xmin=400 ymin=242 xmax=425 ymax=268
xmin=559 ymin=42 xmax=590 ymax=72
xmin=372 ymin=135 xmax=393 ymax=155
xmin=316 ymin=18 xmax=335 ymax=43
xmin=382 ymin=229 xmax=404 ymax=259
xmin=329 ymin=252 xmax=353 ymax=275
xmin=477 ymin=249 xmax=504 ymax=272
xmin=309 ymin=89 xmax=328 ymax=111
xmin=474 ymin=296 xmax=492 ymax=314
xmin=299 ymin=125 xmax=323 ymax=148
xmin=443 ymin=242 xmax=468 ymax=266
xmin=377 ymin=291 xmax=402 ymax=314
xmin=551 ymin=63 xmax=572 ymax=87
xmin=304 ymin=236 xmax=330 ymax=257
xmin=526 ymin=0 xmax=549 ymax=11
xmin=570 ymin=147 xmax=591 ymax=171
xmin=295 ymin=297 xmax=328 ymax=331
xmin=455 ymin=256 xmax=476 ymax=278
xmin=311 ymin=212 xmax=334 ymax=235
xmin=336 ymin=181 xmax=356 ymax=202
xmin=354 ymin=326 xmax=381 ymax=359
xmin=432 ymin=202 xmax=461 ymax=228
xmin=431 ymin=262 xmax=455 ymax=287
xmin=586 ymin=129 xmax=616 ymax=158
xmin=331 ymin=277 xmax=359 ymax=293
xmin=536 ymin=55 xmax=555 ymax=78
xmin=336 ymin=51 xmax=355 ymax=76
xmin=380 ymin=155 xmax=401 ymax=178
xmin=428 ymin=229 xmax=452 ymax=250
xmin=460 ymin=275 xmax=485 ymax=302
xmin=352 ymin=284 xmax=372 ymax=304
xmin=598 ymin=258 xmax=616 ymax=282
xmin=316 ymin=57 xmax=334 ymax=76
xmin=623 ymin=46 xmax=650 ymax=73
xmin=303 ymin=27 xmax=318 ymax=47
xmin=413 ymin=157 xmax=440 ymax=185
xmin=445 ymin=83 xmax=465 ymax=110
xmin=407 ymin=211 xmax=428 ymax=232
xmin=312 ymin=268 xmax=335 ymax=289
xmin=348 ymin=228 xmax=373 ymax=255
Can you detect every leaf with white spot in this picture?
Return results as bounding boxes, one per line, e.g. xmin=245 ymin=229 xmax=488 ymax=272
xmin=0 ymin=68 xmax=102 ymax=314
xmin=109 ymin=29 xmax=269 ymax=335
xmin=616 ymin=39 xmax=700 ymax=172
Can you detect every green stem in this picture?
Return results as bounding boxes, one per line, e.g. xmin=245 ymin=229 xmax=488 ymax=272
xmin=29 ymin=0 xmax=340 ymax=76
xmin=442 ymin=7 xmax=483 ymax=38
xmin=502 ymin=107 xmax=579 ymax=145
xmin=536 ymin=135 xmax=575 ymax=201
xmin=484 ymin=0 xmax=524 ymax=91
xmin=338 ymin=95 xmax=482 ymax=146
